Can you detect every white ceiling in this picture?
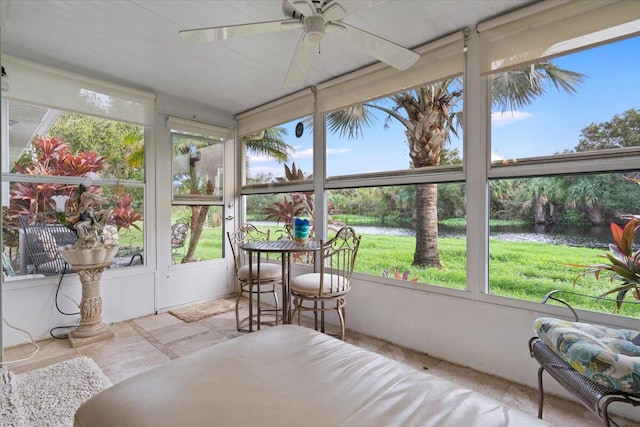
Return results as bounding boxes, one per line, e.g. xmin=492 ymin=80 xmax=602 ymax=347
xmin=1 ymin=0 xmax=533 ymax=117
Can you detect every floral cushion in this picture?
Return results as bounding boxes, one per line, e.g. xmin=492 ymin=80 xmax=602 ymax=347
xmin=534 ymin=317 xmax=640 ymax=394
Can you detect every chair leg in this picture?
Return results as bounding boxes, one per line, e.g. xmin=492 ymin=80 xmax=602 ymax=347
xmin=313 ymin=301 xmax=318 ymax=331
xmin=599 ymin=395 xmax=629 ymax=427
xmin=271 ymin=285 xmax=279 ymax=325
xmin=256 ymin=280 xmax=261 ymax=331
xmin=235 ymin=284 xmax=243 ymax=331
xmin=293 ymin=297 xmax=302 ymax=325
xmin=248 ymin=282 xmax=254 ymax=332
xmin=336 ymin=301 xmax=345 ymax=341
xmin=537 ymin=366 xmax=545 ymax=419
xmin=341 ymin=300 xmax=347 ymax=338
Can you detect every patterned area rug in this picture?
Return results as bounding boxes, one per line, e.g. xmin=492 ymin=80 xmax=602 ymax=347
xmin=169 ymin=298 xmax=236 ymax=322
xmin=0 ymin=356 xmax=112 ymax=427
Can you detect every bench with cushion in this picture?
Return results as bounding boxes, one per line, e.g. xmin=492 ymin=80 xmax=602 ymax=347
xmin=531 ymin=317 xmax=640 ymax=426
xmin=76 ymin=325 xmax=548 ymax=427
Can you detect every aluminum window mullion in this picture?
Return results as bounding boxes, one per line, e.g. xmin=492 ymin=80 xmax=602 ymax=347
xmin=326 ymin=169 xmax=465 ymax=190
xmin=241 ymin=182 xmax=314 ymax=195
xmin=1 ymin=173 xmax=145 ymax=187
xmin=488 ymin=155 xmax=640 ymax=179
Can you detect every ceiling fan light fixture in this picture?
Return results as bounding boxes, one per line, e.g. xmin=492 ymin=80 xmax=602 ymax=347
xmin=304 ymin=15 xmax=325 ymax=43
xmin=306 ymin=31 xmax=323 ymax=43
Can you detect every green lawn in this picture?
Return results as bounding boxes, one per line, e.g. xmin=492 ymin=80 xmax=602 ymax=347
xmin=120 ymin=223 xmax=639 ymax=318
xmin=354 ymin=233 xmax=640 ymax=318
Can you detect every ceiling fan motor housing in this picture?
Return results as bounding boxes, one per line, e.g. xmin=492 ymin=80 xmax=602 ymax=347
xmin=305 ymin=15 xmax=325 ymax=43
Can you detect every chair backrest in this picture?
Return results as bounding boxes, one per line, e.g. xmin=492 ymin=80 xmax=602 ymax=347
xmin=226 ymin=223 xmax=271 ymax=273
xmin=317 ymin=226 xmax=361 ymax=295
xmin=19 ymin=212 xmax=77 ymax=275
xmin=171 ymin=221 xmax=189 ymax=249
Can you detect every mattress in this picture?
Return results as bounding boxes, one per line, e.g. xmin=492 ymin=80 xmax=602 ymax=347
xmin=75 ymin=325 xmax=549 ymax=427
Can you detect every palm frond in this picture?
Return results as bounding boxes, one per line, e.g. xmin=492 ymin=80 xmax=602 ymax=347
xmin=244 ymin=127 xmax=292 ymax=163
xmin=126 ymin=149 xmax=144 ymax=168
xmin=492 ymin=62 xmax=586 ymax=112
xmin=326 ymin=105 xmax=377 ymax=140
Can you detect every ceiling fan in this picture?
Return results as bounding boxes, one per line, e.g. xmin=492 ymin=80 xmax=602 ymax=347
xmin=179 ymin=0 xmax=419 ymax=87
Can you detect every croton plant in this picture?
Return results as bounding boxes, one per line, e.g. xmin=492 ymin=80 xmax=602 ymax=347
xmin=3 ymin=136 xmax=142 ymax=249
xmin=572 ymin=217 xmax=640 ymax=309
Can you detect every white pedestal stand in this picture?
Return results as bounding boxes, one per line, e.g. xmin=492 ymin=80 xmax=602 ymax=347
xmin=59 ymin=246 xmax=118 ymax=348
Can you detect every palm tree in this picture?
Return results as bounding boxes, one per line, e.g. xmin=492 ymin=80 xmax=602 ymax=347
xmin=175 ymin=129 xmax=292 ymax=262
xmin=514 ymin=176 xmax=565 ymax=225
xmin=327 ymin=62 xmax=585 ymax=268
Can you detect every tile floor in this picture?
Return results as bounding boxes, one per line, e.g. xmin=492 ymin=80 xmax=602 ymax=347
xmin=4 ymin=298 xmax=638 ymax=427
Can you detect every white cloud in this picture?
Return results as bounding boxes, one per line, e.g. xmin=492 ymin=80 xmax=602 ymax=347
xmin=250 ymin=146 xmax=352 ymax=162
xmin=326 ymin=147 xmax=352 ymax=155
xmin=290 ymin=147 xmax=352 ymax=159
xmin=248 ymin=154 xmax=275 ymax=163
xmin=491 ymin=110 xmax=533 ymax=126
xmin=291 ymin=148 xmax=313 ymax=158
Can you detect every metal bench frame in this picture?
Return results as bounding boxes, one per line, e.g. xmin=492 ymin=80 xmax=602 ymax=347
xmin=529 ymin=337 xmax=640 ymax=427
xmin=531 ymin=290 xmax=640 ymax=426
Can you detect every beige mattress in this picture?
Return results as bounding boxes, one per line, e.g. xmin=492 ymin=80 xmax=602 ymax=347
xmin=75 ymin=325 xmax=549 ymax=427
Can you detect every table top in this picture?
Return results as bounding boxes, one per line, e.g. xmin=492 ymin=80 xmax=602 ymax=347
xmin=240 ymin=239 xmax=321 ymax=253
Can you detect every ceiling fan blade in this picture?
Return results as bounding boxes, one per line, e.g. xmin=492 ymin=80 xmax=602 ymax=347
xmin=333 ymin=23 xmax=419 ymax=71
xmin=290 ymin=0 xmax=316 ymax=17
xmin=321 ymin=2 xmax=345 ymax=22
xmin=285 ymin=34 xmax=317 ymax=87
xmin=180 ymin=19 xmax=301 ymax=43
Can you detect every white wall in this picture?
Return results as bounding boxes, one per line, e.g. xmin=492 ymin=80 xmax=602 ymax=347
xmin=2 ymin=267 xmax=154 ymax=347
xmin=344 ymin=275 xmax=640 ymax=421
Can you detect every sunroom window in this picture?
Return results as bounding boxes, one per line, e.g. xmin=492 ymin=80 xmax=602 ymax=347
xmin=484 ymin=17 xmax=640 ymax=316
xmin=240 ymin=113 xmax=315 ymax=242
xmin=1 ymin=57 xmax=154 ymax=279
xmin=320 ymin=36 xmax=466 ymax=288
xmin=327 ymin=183 xmax=466 ymax=289
xmin=2 ymin=99 xmax=146 ymax=278
xmin=243 ymin=116 xmax=314 ymax=188
xmin=169 ymin=118 xmax=230 ymax=263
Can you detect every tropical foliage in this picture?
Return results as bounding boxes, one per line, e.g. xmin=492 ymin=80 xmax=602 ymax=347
xmin=47 ymin=111 xmax=145 ymax=180
xmin=574 ymin=109 xmax=640 ymax=152
xmin=261 ymin=163 xmax=314 ymax=237
xmin=382 ymin=268 xmax=419 ymax=282
xmin=571 ymin=218 xmax=640 ymax=308
xmin=243 ymin=127 xmax=293 ymax=164
xmin=3 ymin=136 xmax=143 ymax=251
xmin=570 ymin=176 xmax=640 ymax=309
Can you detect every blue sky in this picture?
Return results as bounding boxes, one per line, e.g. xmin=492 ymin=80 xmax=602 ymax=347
xmin=248 ymin=35 xmax=640 ymax=179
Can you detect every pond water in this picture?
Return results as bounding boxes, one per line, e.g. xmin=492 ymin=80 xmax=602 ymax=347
xmin=253 ymin=221 xmax=615 ymax=249
xmin=487 ymin=224 xmax=614 ymax=249
xmin=355 ymin=224 xmax=614 ymax=249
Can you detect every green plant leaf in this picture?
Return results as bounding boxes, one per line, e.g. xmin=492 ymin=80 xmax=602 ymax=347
xmin=621 ymin=219 xmax=638 ymax=256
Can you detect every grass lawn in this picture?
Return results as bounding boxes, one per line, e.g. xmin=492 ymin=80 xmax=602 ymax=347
xmin=356 ymin=232 xmax=640 ymax=318
xmin=119 ymin=223 xmax=640 ymax=318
